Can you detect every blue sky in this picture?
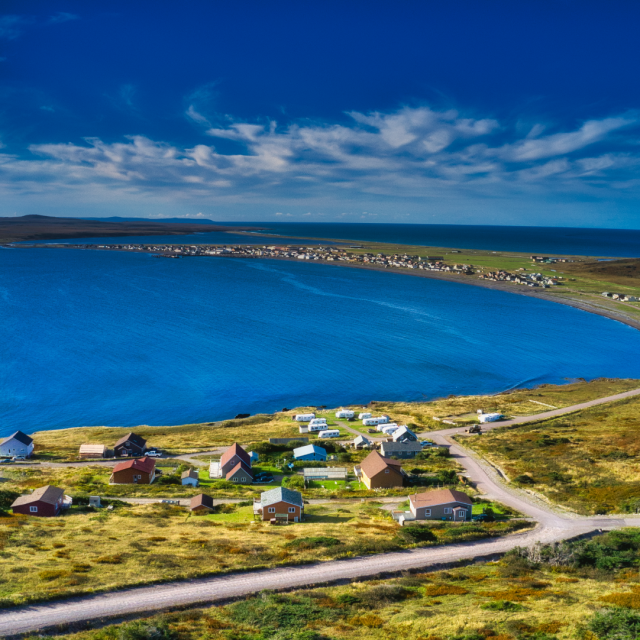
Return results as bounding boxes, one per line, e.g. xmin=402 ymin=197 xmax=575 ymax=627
xmin=1 ymin=1 xmax=640 ymax=227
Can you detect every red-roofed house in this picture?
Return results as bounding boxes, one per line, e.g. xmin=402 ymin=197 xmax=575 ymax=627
xmin=220 ymin=443 xmax=251 ymax=476
xmin=110 ymin=456 xmax=156 ymax=484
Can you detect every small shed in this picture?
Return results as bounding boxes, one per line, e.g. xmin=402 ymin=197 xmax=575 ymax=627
xmin=293 ymin=444 xmax=327 ymax=461
xmin=79 ymin=444 xmax=107 ymax=459
xmin=181 ymin=469 xmax=199 ymax=486
xmin=190 ymin=493 xmax=215 ymax=514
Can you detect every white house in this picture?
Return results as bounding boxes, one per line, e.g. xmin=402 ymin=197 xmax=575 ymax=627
xmin=317 ymin=429 xmax=340 ymax=439
xmin=335 ymin=409 xmax=355 ymax=419
xmin=393 ymin=426 xmax=418 ymax=443
xmin=0 ymin=431 xmax=34 ymax=458
xmin=478 ymin=413 xmax=503 ymax=423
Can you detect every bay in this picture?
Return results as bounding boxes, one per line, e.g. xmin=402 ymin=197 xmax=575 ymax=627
xmin=1 ymin=247 xmax=639 ymax=435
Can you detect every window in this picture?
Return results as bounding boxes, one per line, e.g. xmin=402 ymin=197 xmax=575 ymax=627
xmin=288 ymin=507 xmax=295 ymax=513
xmin=424 ymin=509 xmax=431 ymax=516
xmin=268 ymin=507 xmax=275 ymax=513
xmin=30 ymin=506 xmax=38 ymax=513
xmin=385 ymin=469 xmax=389 ymax=474
xmin=444 ymin=508 xmax=452 ymax=514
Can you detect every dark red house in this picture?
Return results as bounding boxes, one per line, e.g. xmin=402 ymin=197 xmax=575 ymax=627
xmin=11 ymin=485 xmax=65 ymax=517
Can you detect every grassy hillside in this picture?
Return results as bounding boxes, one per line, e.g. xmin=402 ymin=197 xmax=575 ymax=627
xmin=460 ymin=394 xmax=640 ymax=514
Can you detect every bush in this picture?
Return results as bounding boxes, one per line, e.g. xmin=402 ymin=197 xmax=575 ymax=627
xmin=423 ymin=584 xmax=469 ymax=596
xmin=480 ymin=600 xmax=524 ymax=611
xmin=282 ymin=475 xmax=305 ymax=489
xmin=588 ymin=608 xmax=640 ymax=639
xmin=0 ymin=489 xmax=20 ymax=512
xmin=359 ymin=585 xmax=412 ymax=608
xmin=116 ymin=620 xmax=177 ymax=640
xmin=514 ymin=474 xmax=535 ymax=485
xmin=336 ymin=593 xmax=360 ymax=606
xmin=285 ymin=536 xmax=341 ymax=549
xmin=397 ymin=526 xmax=437 ymax=544
xmin=38 ymin=569 xmax=69 ymax=581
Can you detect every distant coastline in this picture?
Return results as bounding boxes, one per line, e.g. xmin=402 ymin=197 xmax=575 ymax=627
xmin=14 ymin=241 xmax=640 ymax=334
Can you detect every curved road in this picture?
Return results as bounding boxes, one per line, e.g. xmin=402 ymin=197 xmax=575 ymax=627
xmin=0 ymin=388 xmax=639 ymax=635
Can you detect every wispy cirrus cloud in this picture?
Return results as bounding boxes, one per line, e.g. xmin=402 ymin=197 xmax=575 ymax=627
xmin=1 ymin=105 xmax=639 ymax=219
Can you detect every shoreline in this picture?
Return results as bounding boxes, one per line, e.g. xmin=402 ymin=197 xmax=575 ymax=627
xmin=10 ymin=242 xmax=640 ymax=333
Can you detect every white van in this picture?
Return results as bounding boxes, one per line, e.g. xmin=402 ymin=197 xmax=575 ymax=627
xmin=335 ymin=409 xmax=355 ymax=419
xmin=358 ymin=412 xmax=372 ymax=420
xmin=294 ymin=413 xmax=315 ymax=422
xmin=317 ymin=429 xmax=340 ymax=438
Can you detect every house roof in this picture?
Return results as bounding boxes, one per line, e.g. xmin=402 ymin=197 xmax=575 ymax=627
xmin=220 ymin=443 xmax=250 ymax=468
xmin=190 ymin=493 xmax=214 ymax=510
xmin=112 ymin=456 xmax=155 ymax=475
xmin=293 ymin=444 xmax=326 ymax=457
xmin=11 ymin=485 xmax=64 ymax=508
xmin=2 ymin=431 xmax=33 ymax=447
xmin=392 ymin=426 xmax=418 ymax=441
xmin=380 ymin=441 xmax=423 ymax=453
xmin=79 ymin=444 xmax=107 ymax=454
xmin=226 ymin=461 xmax=253 ymax=478
xmin=360 ymin=450 xmax=402 ymax=479
xmin=181 ymin=469 xmax=199 ymax=480
xmin=410 ymin=489 xmax=472 ymax=509
xmin=260 ymin=486 xmax=303 ymax=508
xmin=114 ymin=432 xmax=147 ymax=449
xmin=353 ymin=435 xmax=370 ymax=444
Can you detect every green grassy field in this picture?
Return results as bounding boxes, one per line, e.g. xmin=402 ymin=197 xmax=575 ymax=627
xmin=46 ymin=528 xmax=640 ymax=640
xmin=0 ymin=500 xmax=529 ymax=608
xmin=459 ymin=394 xmax=640 ymax=515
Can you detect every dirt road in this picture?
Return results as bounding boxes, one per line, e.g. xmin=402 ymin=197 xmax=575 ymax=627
xmin=0 ymin=388 xmax=639 ymax=635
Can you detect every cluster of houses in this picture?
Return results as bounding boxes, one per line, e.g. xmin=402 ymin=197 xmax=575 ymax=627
xmin=82 ymin=242 xmax=476 ymax=276
xmin=530 ymin=256 xmax=573 ymax=264
xmin=78 ymin=432 xmax=151 ymax=459
xmin=478 ymin=269 xmax=559 ymax=288
xmin=602 ymin=291 xmax=639 ymax=302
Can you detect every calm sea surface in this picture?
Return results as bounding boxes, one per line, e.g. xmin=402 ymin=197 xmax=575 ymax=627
xmin=1 ymin=247 xmax=639 ymax=435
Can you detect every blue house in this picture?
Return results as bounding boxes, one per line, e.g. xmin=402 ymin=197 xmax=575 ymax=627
xmin=293 ymin=444 xmax=327 ymax=461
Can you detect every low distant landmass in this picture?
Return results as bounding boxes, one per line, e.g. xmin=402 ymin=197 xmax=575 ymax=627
xmin=0 ymin=215 xmax=262 ymax=243
xmin=80 ymin=216 xmax=221 ymax=225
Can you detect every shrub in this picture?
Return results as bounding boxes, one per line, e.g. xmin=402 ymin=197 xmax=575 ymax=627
xmin=514 ymin=474 xmax=535 ymax=485
xmin=285 ymin=536 xmax=341 ymax=549
xmin=588 ymin=608 xmax=640 ymax=639
xmin=116 ymin=620 xmax=177 ymax=640
xmin=423 ymin=584 xmax=469 ymax=596
xmin=336 ymin=593 xmax=360 ymax=606
xmin=480 ymin=600 xmax=524 ymax=611
xmin=96 ymin=554 xmax=123 ymax=564
xmin=38 ymin=569 xmax=69 ymax=581
xmin=348 ymin=613 xmax=384 ymax=628
xmin=600 ymin=592 xmax=640 ymax=609
xmin=396 ymin=526 xmax=437 ymax=544
xmin=282 ymin=475 xmax=305 ymax=490
xmin=359 ymin=585 xmax=412 ymax=608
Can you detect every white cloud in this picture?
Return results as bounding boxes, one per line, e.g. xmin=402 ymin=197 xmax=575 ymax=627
xmin=0 ymin=105 xmax=639 ymax=216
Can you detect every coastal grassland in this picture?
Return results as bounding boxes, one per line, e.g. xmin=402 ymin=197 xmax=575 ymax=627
xmin=29 ymin=379 xmax=640 ymax=460
xmin=43 ymin=529 xmax=640 ymax=640
xmin=368 ymin=377 xmax=640 ymax=430
xmin=0 ymin=501 xmax=528 ymax=607
xmin=460 ymin=394 xmax=640 ymax=515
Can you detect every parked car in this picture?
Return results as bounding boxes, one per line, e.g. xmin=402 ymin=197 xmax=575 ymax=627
xmin=367 ymin=429 xmax=377 ymax=434
xmin=146 ymin=450 xmax=162 ymax=457
xmin=420 ymin=441 xmax=435 ymax=447
xmin=12 ymin=456 xmax=26 ymax=461
xmin=0 ymin=458 xmax=11 ymax=464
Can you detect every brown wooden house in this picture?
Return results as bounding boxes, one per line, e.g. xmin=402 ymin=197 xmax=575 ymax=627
xmin=190 ymin=493 xmax=215 ymax=514
xmin=110 ymin=456 xmax=156 ymax=484
xmin=360 ymin=450 xmax=405 ymax=489
xmin=113 ymin=432 xmax=147 ymax=458
xmin=11 ymin=485 xmax=65 ymax=517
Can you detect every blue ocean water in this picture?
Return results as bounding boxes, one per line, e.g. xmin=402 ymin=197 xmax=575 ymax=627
xmin=1 ymin=247 xmax=639 ymax=436
xmin=235 ymin=223 xmax=640 ymax=257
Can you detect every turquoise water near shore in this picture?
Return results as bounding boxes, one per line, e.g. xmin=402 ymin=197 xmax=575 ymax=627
xmin=1 ymin=247 xmax=640 ymax=435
